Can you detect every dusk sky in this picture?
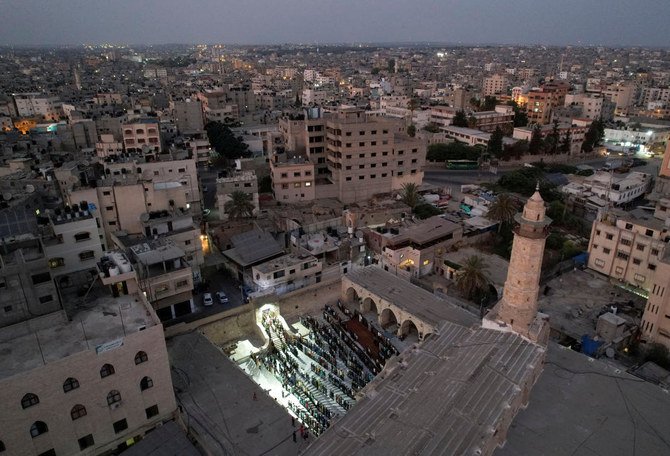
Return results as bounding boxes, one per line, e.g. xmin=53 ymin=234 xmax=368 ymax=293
xmin=1 ymin=0 xmax=669 ymax=47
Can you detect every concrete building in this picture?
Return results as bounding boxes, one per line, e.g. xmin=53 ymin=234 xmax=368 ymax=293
xmin=429 ymin=105 xmax=514 ymax=133
xmin=371 ymin=216 xmax=463 ymax=279
xmin=563 ymin=93 xmax=613 ymax=121
xmin=484 ymin=186 xmax=552 ymax=344
xmin=441 ymin=125 xmax=517 ymax=147
xmin=562 ymin=171 xmax=652 ymax=207
xmin=171 ymin=99 xmax=204 ymax=134
xmin=603 ymin=82 xmax=637 ymax=116
xmin=587 ymin=209 xmax=668 ymax=292
xmin=270 ymin=155 xmax=316 ymax=203
xmin=302 ymin=89 xmax=330 ymax=106
xmin=513 ymin=120 xmax=591 ymax=155
xmin=640 ymin=257 xmax=670 ymax=347
xmin=95 ymin=134 xmax=124 ymax=158
xmin=12 ymin=93 xmax=62 ymax=121
xmin=251 ymin=253 xmax=321 ymax=295
xmin=525 ymin=82 xmax=570 ymax=125
xmin=216 ymin=171 xmax=260 ymax=221
xmin=0 ymin=270 xmax=177 ymax=456
xmin=122 ymin=119 xmax=161 ymax=155
xmin=482 ymin=74 xmax=508 ymax=97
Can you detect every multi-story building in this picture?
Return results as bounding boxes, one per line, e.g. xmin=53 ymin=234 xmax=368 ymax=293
xmin=270 ymin=155 xmax=316 ymax=203
xmin=525 ymin=81 xmax=570 ymax=125
xmin=602 ymin=82 xmax=637 ymax=116
xmin=0 ymin=269 xmax=177 ymax=456
xmin=429 ymin=105 xmax=514 ymax=133
xmin=172 ymin=99 xmax=204 ymax=134
xmin=587 ymin=209 xmax=668 ymax=291
xmin=564 ymin=93 xmax=606 ymax=121
xmin=251 ymin=253 xmax=322 ymax=295
xmin=482 ymin=74 xmax=508 ymax=97
xmin=12 ymin=93 xmax=62 ymax=120
xmin=122 ymin=119 xmax=161 ymax=155
xmin=96 ymin=134 xmax=124 ymax=158
xmin=216 ymin=171 xmax=260 ymax=221
xmin=512 ymin=120 xmax=591 ymax=155
xmin=640 ymin=256 xmax=670 ymax=347
xmin=279 ymin=108 xmax=329 ymax=176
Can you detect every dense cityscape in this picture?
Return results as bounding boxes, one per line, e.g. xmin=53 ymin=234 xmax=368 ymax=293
xmin=1 ymin=8 xmax=670 ymax=456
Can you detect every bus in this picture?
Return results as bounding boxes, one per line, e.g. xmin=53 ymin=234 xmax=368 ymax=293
xmin=446 ymin=160 xmax=479 ymax=170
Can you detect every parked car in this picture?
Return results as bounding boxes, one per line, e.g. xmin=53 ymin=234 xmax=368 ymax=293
xmin=202 ymin=293 xmax=214 ymax=306
xmin=215 ymin=291 xmax=229 ymax=304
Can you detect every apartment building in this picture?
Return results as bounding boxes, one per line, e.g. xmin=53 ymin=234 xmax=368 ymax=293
xmin=640 ymin=257 xmax=670 ymax=348
xmin=0 ymin=271 xmax=177 ymax=456
xmin=564 ymin=93 xmax=606 ymax=121
xmin=587 ymin=210 xmax=668 ymax=291
xmin=429 ymin=105 xmax=514 ymax=133
xmin=482 ymin=74 xmax=508 ymax=97
xmin=279 ymin=108 xmax=329 ymax=176
xmin=96 ymin=133 xmax=124 ymax=158
xmin=302 ymin=89 xmax=330 ymax=106
xmin=513 ymin=120 xmax=591 ymax=155
xmin=602 ymin=83 xmax=637 ymax=116
xmin=270 ymin=155 xmax=316 ymax=203
xmin=525 ymin=82 xmax=570 ymax=125
xmin=0 ymin=234 xmax=61 ymax=329
xmin=251 ymin=253 xmax=322 ymax=295
xmin=216 ymin=171 xmax=260 ymax=221
xmin=171 ymin=99 xmax=204 ymax=133
xmin=137 ymin=209 xmax=203 ymax=270
xmin=122 ymin=119 xmax=161 ymax=155
xmin=12 ymin=93 xmax=62 ymax=120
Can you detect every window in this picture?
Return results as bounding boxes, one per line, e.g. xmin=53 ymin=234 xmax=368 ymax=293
xmin=30 ymin=421 xmax=48 ymax=438
xmin=620 ymin=238 xmax=632 ymax=246
xmin=637 ymin=243 xmax=645 ymax=251
xmin=79 ymin=251 xmax=95 ymax=261
xmin=293 ymin=172 xmax=301 ymax=177
xmin=175 ymin=279 xmax=188 ymax=288
xmin=21 ymin=393 xmax=39 ymax=409
xmin=178 ymin=168 xmax=186 ymax=173
xmin=652 ymin=248 xmax=660 ymax=256
xmin=63 ymin=377 xmax=80 ymax=393
xmin=345 ymin=177 xmax=352 ymax=181
xmin=625 ymin=223 xmax=633 ymax=230
xmin=294 ymin=182 xmax=301 ymax=188
xmin=359 ymin=153 xmax=365 ymax=158
xmin=71 ymin=404 xmax=87 ymax=420
xmin=359 ymin=176 xmax=364 ymax=180
xmin=359 ymin=142 xmax=365 ymax=147
xmin=3 ymin=305 xmax=11 ymax=313
xmin=107 ymin=390 xmax=121 ymax=406
xmin=280 ymin=173 xmax=288 ymax=178
xmin=135 ymin=351 xmax=148 ymax=365
xmin=605 ymin=233 xmax=613 ymax=240
xmin=31 ymin=272 xmax=52 ymax=286
xmin=305 ymin=182 xmax=312 ymax=187
xmin=649 ymin=264 xmax=657 ymax=271
xmin=74 ymin=232 xmax=91 ymax=242
xmin=78 ymin=434 xmax=94 ymax=450
xmin=346 ymin=154 xmax=352 ymax=159
xmin=596 ymin=230 xmax=601 ymax=236
xmin=48 ymin=258 xmax=65 ymax=269
xmin=633 ymin=258 xmax=642 ymax=265
xmin=100 ymin=364 xmax=115 ymax=378
xmin=113 ymin=419 xmax=128 ymax=434
xmin=145 ymin=404 xmax=160 ymax=419
xmin=646 ymin=229 xmax=654 ymax=237
xmin=102 ymin=191 xmax=111 ymax=196
xmin=603 ymin=247 xmax=611 ymax=254
xmin=616 ymin=251 xmax=629 ymax=261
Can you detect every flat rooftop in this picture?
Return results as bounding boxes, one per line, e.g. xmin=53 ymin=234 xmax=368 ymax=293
xmin=306 ymin=320 xmax=545 ymax=455
xmin=131 ymin=241 xmax=184 ymax=265
xmin=386 ymin=215 xmax=461 ymax=246
xmin=345 ymin=266 xmax=478 ymax=328
xmin=0 ymin=293 xmax=155 ymax=381
xmin=498 ymin=343 xmax=670 ymax=456
xmin=253 ymin=253 xmax=317 ymax=274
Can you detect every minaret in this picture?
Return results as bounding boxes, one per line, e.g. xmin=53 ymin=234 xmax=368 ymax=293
xmin=485 ymin=184 xmax=551 ymax=343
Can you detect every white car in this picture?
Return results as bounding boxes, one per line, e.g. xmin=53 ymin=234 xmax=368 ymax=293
xmin=216 ymin=291 xmax=229 ymax=304
xmin=202 ymin=293 xmax=214 ymax=306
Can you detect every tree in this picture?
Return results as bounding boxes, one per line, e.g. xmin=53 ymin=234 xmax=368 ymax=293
xmin=528 ymin=124 xmax=544 ymax=155
xmin=205 ymin=121 xmax=251 ymax=162
xmin=422 ymin=122 xmax=441 ymax=133
xmin=480 ymin=96 xmax=498 ymax=111
xmin=487 ymin=126 xmax=504 ymax=158
xmin=452 ymin=110 xmax=469 ymax=127
xmin=387 ymin=58 xmax=396 ymax=73
xmin=486 ymin=193 xmax=519 ymax=231
xmin=224 ymin=191 xmax=255 ymax=220
xmin=407 ymin=124 xmax=416 ymax=137
xmin=545 ymin=120 xmax=560 ymax=155
xmin=582 ymin=119 xmax=605 ymax=153
xmin=507 ymin=100 xmax=528 ymax=127
xmin=400 ymin=182 xmax=420 ymax=209
xmin=455 ymin=255 xmax=492 ymax=301
xmin=414 ymin=203 xmax=442 ymax=219
xmin=560 ymin=130 xmax=572 ymax=154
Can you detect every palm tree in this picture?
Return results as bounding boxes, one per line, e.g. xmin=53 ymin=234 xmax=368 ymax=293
xmin=224 ymin=191 xmax=255 ymax=220
xmin=486 ymin=193 xmax=518 ymax=231
xmin=455 ymin=255 xmax=491 ymax=300
xmin=400 ymin=182 xmax=420 ymax=209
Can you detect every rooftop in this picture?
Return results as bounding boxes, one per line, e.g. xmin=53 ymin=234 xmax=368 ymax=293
xmin=223 ymin=229 xmax=284 ymax=267
xmin=253 ymin=253 xmax=318 ymax=274
xmin=306 ymin=320 xmax=544 ymax=455
xmin=0 ymin=293 xmax=155 ymax=381
xmin=345 ymin=266 xmax=477 ymax=328
xmin=385 ymin=215 xmax=461 ymax=247
xmin=130 ymin=240 xmax=185 ymax=266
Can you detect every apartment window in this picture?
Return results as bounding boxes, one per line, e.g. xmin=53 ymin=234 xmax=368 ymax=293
xmin=281 ymin=183 xmax=289 ymax=189
xmin=305 ymin=171 xmax=312 ymax=176
xmin=359 ymin=142 xmax=365 ymax=147
xmin=637 ymin=243 xmax=645 ymax=251
xmin=140 ymin=376 xmax=154 ymax=391
xmin=359 ymin=153 xmax=365 ymax=158
xmin=602 ymin=247 xmax=611 ymax=254
xmin=281 ymin=173 xmax=288 ymax=178
xmin=107 ymin=390 xmax=121 ymax=406
xmin=63 ymin=377 xmax=80 ymax=393
xmin=633 ymin=258 xmax=641 ymax=265
xmin=31 ymin=272 xmax=51 ymax=285
xmin=78 ymin=434 xmax=94 ymax=450
xmin=4 ymin=305 xmax=11 ymax=313
xmin=652 ymin=248 xmax=660 ymax=256
xmin=294 ymin=182 xmax=301 ymax=188
xmin=382 ymin=162 xmax=388 ymax=167
xmin=108 ymin=221 xmax=117 ymax=226
xmin=371 ymin=141 xmax=377 ymax=146
xmin=596 ymin=229 xmax=601 ymax=236
xmin=293 ymin=172 xmax=301 ymax=177
xmin=135 ymin=351 xmax=148 ymax=365
xmin=346 ymin=143 xmax=352 ymax=148
xmin=646 ymin=229 xmax=654 ymax=237
xmin=346 ymin=155 xmax=352 ymax=159
xmin=359 ymin=131 xmax=365 ymax=135
xmin=382 ymin=151 xmax=388 ymax=156
xmin=371 ymin=130 xmax=377 ymax=134
xmin=345 ymin=166 xmax=352 ymax=170
xmin=79 ymin=251 xmax=95 ymax=261
xmin=397 ymin=171 xmax=403 ymax=176
xmin=649 ymin=264 xmax=657 ymax=271
xmin=370 ymin=174 xmax=377 ymax=179
xmin=605 ymin=233 xmax=613 ymax=240
xmin=411 ymin=169 xmax=417 ymax=174
xmin=48 ymin=258 xmax=65 ymax=269
xmin=305 ymin=182 xmax=312 ymax=187
xmin=21 ymin=393 xmax=39 ymax=409
xmin=178 ymin=168 xmax=186 ymax=173
xmin=411 ymin=159 xmax=418 ymax=164
xmin=625 ymin=223 xmax=633 ymax=229
xmin=359 ymin=176 xmax=365 ymax=180
xmin=620 ymin=238 xmax=632 ymax=246
xmin=106 ymin=205 xmax=114 ymax=211
xmin=102 ymin=191 xmax=111 ymax=196
xmin=617 ymin=252 xmax=630 ymax=261
xmin=345 ymin=132 xmax=352 ymax=136
xmin=100 ymin=363 xmax=115 ymax=378
xmin=382 ymin=173 xmax=388 ymax=178
xmin=382 ymin=140 xmax=388 ymax=145
xmin=146 ymin=405 xmax=159 ymax=419
xmin=176 ymin=279 xmax=189 ymax=288
xmin=358 ymin=164 xmax=365 ymax=169
xmin=113 ymin=419 xmax=128 ymax=434
xmin=30 ymin=421 xmax=48 ymax=438
xmin=634 ymin=273 xmax=646 ymax=283
xmin=398 ymin=161 xmax=404 ymax=166
xmin=383 ymin=130 xmax=388 ymax=134
xmin=346 ymin=177 xmax=352 ymax=181
xmin=71 ymin=404 xmax=87 ymax=420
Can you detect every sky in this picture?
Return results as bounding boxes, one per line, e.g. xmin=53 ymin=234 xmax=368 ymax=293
xmin=1 ymin=0 xmax=669 ymax=47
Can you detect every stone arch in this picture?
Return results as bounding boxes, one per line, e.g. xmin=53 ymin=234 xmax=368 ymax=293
xmin=399 ymin=319 xmax=420 ymax=340
xmin=345 ymin=287 xmax=359 ymax=303
xmin=380 ymin=307 xmax=399 ymax=329
xmin=361 ymin=297 xmax=378 ymax=314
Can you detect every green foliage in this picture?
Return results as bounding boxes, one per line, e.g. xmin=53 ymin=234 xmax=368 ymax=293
xmin=496 ymin=168 xmax=562 ymax=202
xmin=560 ymin=130 xmax=572 ymax=154
xmin=452 ymin=110 xmax=469 ymax=127
xmin=426 ymin=142 xmax=482 ymax=161
xmin=259 ymin=175 xmax=272 ymax=193
xmin=560 ymin=240 xmax=582 ymax=259
xmin=546 ymin=200 xmax=567 ymax=224
xmin=400 ymin=182 xmax=420 ymax=209
xmin=422 ymin=122 xmax=442 ymax=133
xmin=205 ymin=122 xmax=251 ymax=162
xmin=582 ymin=119 xmax=605 ymax=153
xmin=501 ymin=139 xmax=528 ymax=161
xmin=414 ymin=203 xmax=442 ymax=219
xmin=487 ymin=126 xmax=504 ymax=158
xmin=486 ymin=193 xmax=519 ymax=230
xmin=223 ymin=191 xmax=255 ymax=220
xmin=528 ymin=124 xmax=544 ymax=155
xmin=455 ymin=255 xmax=492 ymax=301
xmin=545 ymin=232 xmax=565 ymax=250
xmin=480 ymin=96 xmax=498 ymax=111
xmin=407 ymin=124 xmax=416 ymax=137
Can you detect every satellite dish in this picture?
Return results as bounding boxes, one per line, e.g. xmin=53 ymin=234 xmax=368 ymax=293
xmin=25 ymin=184 xmax=35 ymax=193
xmin=2 ymin=193 xmax=12 ymax=201
xmin=605 ymin=348 xmax=615 ymax=358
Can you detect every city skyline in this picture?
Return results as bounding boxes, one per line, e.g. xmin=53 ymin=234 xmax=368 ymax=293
xmin=1 ymin=0 xmax=669 ymax=47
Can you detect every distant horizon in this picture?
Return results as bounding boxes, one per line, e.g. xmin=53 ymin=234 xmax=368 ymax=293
xmin=1 ymin=0 xmax=668 ymax=49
